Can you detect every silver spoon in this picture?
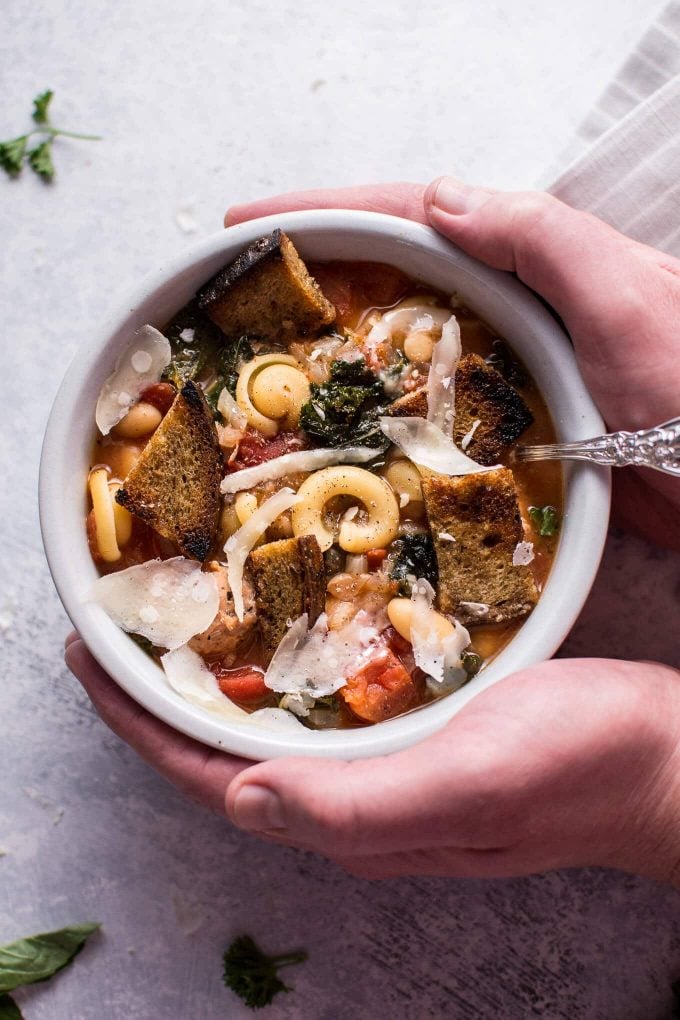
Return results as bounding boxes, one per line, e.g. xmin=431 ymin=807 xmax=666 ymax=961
xmin=515 ymin=416 xmax=680 ymax=477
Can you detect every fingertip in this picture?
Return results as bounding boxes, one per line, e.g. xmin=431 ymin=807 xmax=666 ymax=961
xmin=64 ymin=630 xmax=80 ymax=651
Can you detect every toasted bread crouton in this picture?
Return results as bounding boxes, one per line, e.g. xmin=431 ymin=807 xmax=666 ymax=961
xmin=248 ymin=534 xmax=325 ymax=660
xmin=422 ymin=468 xmax=538 ymax=624
xmin=116 ymin=381 xmax=222 ymax=561
xmin=197 ymin=230 xmax=336 ymax=341
xmin=385 ymin=354 xmax=533 ymax=464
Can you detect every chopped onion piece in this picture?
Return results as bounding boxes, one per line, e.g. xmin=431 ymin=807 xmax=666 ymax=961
xmin=461 ymin=418 xmax=482 ymax=450
xmin=225 ymin=488 xmax=300 ymax=621
xmin=221 ymin=445 xmax=381 ymax=494
xmin=96 ymin=325 xmax=172 ymax=435
xmin=161 ymin=645 xmax=249 ymax=720
xmin=264 ymin=611 xmax=379 ymax=699
xmin=88 ymin=557 xmax=220 ymax=649
xmin=345 ymin=553 xmax=368 ymax=574
xmin=410 ymin=579 xmax=470 ymax=693
xmin=426 ymin=314 xmax=462 ymax=438
xmin=379 ymin=417 xmax=497 ymax=476
xmin=217 ymin=387 xmax=248 ymax=429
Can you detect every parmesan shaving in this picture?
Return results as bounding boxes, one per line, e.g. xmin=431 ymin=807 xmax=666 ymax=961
xmin=458 ymin=601 xmax=489 ymax=618
xmin=88 ymin=557 xmax=220 ymax=649
xmin=426 ymin=314 xmax=462 ymax=438
xmin=220 ymin=445 xmax=381 ymax=494
xmin=365 ymin=302 xmax=450 ymax=353
xmin=225 ymin=488 xmax=300 ymax=621
xmin=161 ymin=647 xmax=305 ymax=730
xmin=264 ymin=611 xmax=380 ymax=701
xmin=379 ymin=417 xmax=497 ymax=476
xmin=95 ymin=325 xmax=172 ymax=435
xmin=410 ymin=579 xmax=470 ymax=693
xmin=217 ymin=387 xmax=248 ymax=429
xmin=513 ymin=541 xmax=535 ymax=566
xmin=461 ymin=418 xmax=481 ymax=451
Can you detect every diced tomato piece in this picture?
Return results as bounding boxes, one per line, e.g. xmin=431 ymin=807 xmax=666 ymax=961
xmin=366 ymin=548 xmax=387 ymax=571
xmin=214 ymin=666 xmax=268 ymax=704
xmin=141 ymin=382 xmax=176 ymax=415
xmin=341 ymin=647 xmax=419 ymax=723
xmin=228 ymin=430 xmax=308 ymax=472
xmin=308 ymin=262 xmax=411 ymax=328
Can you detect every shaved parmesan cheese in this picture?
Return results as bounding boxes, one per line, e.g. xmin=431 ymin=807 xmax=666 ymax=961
xmin=89 ymin=557 xmax=220 ymax=649
xmin=279 ymin=691 xmax=316 ymax=717
xmin=95 ymin=325 xmax=172 ymax=435
xmin=216 ymin=387 xmax=248 ymax=429
xmin=365 ymin=302 xmax=450 ymax=353
xmin=264 ymin=611 xmax=379 ymax=700
xmin=379 ymin=417 xmax=496 ymax=476
xmin=225 ymin=488 xmax=300 ymax=621
xmin=220 ymin=445 xmax=381 ymax=494
xmin=161 ymin=645 xmax=249 ymax=720
xmin=461 ymin=418 xmax=481 ymax=450
xmin=427 ymin=314 xmax=462 ymax=438
xmin=410 ymin=579 xmax=470 ymax=693
xmin=162 ymin=647 xmax=304 ymax=729
xmin=439 ymin=532 xmax=456 ymax=542
xmin=459 ymin=601 xmax=489 ymax=618
xmin=513 ymin=541 xmax=535 ymax=566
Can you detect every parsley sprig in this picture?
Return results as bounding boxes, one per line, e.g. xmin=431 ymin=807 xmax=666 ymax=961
xmin=223 ymin=934 xmax=307 ymax=1010
xmin=0 ymin=90 xmax=100 ymax=182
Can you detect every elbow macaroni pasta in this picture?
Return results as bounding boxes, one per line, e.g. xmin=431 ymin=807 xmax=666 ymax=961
xmin=292 ymin=466 xmax=400 ymax=553
xmin=236 ymin=354 xmax=311 ymax=436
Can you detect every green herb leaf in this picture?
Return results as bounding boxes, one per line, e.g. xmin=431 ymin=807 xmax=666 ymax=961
xmin=300 ymin=356 xmax=389 ymax=451
xmin=0 ymin=137 xmax=27 ymax=177
xmin=388 ymin=533 xmax=438 ymax=596
xmin=223 ymin=934 xmax=307 ymax=1010
xmin=0 ymin=994 xmax=23 ymax=1019
xmin=32 ymin=90 xmax=54 ymax=125
xmin=27 ymin=141 xmax=55 ymax=181
xmin=528 ymin=504 xmax=559 ymax=537
xmin=0 ymin=922 xmax=100 ymax=992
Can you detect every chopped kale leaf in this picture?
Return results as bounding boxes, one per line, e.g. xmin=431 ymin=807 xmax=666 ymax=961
xmin=528 ymin=504 xmax=560 ymax=537
xmin=299 ymin=356 xmax=389 ymax=451
xmin=389 ymin=533 xmax=438 ymax=595
xmin=161 ymin=301 xmax=225 ymax=388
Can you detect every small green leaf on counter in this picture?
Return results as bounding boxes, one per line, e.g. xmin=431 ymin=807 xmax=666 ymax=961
xmin=27 ymin=141 xmax=54 ymax=181
xmin=0 ymin=90 xmax=100 ymax=181
xmin=0 ymin=137 xmax=28 ymax=177
xmin=32 ymin=90 xmax=54 ymax=124
xmin=0 ymin=922 xmax=100 ymax=993
xmin=0 ymin=994 xmax=23 ymax=1020
xmin=528 ymin=504 xmax=559 ymax=537
xmin=223 ymin=934 xmax=307 ymax=1010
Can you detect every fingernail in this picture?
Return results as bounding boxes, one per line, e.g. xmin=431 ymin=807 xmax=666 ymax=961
xmin=429 ymin=176 xmax=488 ymax=215
xmin=231 ymin=785 xmax=285 ymax=832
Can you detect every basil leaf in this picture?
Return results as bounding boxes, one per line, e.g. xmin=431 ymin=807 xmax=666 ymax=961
xmin=0 ymin=923 xmax=100 ymax=992
xmin=0 ymin=994 xmax=23 ymax=1019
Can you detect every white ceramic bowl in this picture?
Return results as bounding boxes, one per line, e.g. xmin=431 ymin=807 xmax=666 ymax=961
xmin=40 ymin=210 xmax=610 ymax=761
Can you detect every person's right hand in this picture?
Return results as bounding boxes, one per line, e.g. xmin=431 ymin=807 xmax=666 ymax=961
xmin=226 ymin=180 xmax=680 ymax=549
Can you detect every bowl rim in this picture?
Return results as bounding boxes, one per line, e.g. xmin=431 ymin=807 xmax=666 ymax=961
xmin=40 ymin=209 xmax=611 ymax=760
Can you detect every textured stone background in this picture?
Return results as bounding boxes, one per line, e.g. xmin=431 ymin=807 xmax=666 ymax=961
xmin=2 ymin=1 xmax=680 ymax=1017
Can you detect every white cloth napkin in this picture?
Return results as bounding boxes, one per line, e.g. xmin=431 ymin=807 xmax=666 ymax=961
xmin=545 ymin=1 xmax=680 ymax=258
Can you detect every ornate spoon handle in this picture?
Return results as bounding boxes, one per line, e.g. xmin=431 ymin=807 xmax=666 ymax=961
xmin=515 ymin=416 xmax=680 ymax=477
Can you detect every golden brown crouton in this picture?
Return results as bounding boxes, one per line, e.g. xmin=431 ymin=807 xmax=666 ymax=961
xmin=197 ymin=230 xmax=336 ymax=341
xmin=248 ymin=534 xmax=325 ymax=660
xmin=115 ymin=381 xmax=222 ymax=561
xmin=422 ymin=468 xmax=538 ymax=624
xmin=385 ymin=353 xmax=533 ymax=464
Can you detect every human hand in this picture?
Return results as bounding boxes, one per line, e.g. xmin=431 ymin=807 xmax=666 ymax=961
xmin=226 ymin=180 xmax=680 ymax=549
xmin=224 ymin=657 xmax=680 ymax=882
xmin=64 ymin=633 xmax=249 ymax=813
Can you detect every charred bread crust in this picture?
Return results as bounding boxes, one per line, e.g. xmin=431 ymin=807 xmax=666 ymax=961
xmin=115 ymin=380 xmax=222 ymax=561
xmin=197 ymin=229 xmax=336 ymax=341
xmin=248 ymin=535 xmax=325 ymax=660
xmin=422 ymin=468 xmax=538 ymax=624
xmin=385 ymin=354 xmax=533 ymax=465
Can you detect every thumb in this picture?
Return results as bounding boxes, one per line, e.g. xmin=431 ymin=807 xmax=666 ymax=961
xmin=424 ymin=176 xmax=680 ymax=430
xmin=225 ymin=724 xmax=501 ymax=858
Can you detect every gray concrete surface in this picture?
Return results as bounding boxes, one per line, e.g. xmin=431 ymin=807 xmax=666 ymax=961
xmin=3 ymin=1 xmax=680 ymax=1017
